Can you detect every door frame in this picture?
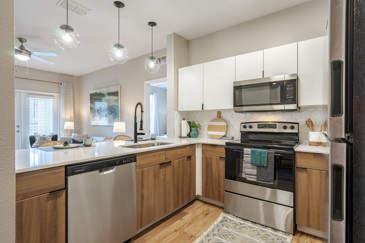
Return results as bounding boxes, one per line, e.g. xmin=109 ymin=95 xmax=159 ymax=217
xmin=144 ymin=77 xmax=167 ymax=137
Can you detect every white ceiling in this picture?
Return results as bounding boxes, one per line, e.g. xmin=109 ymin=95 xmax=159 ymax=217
xmin=15 ymin=0 xmax=311 ymax=76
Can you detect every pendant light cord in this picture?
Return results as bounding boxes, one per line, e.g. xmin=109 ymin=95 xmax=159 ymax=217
xmin=118 ymin=7 xmax=120 ymax=44
xmin=66 ymin=0 xmax=69 ymax=26
xmin=151 ymin=25 xmax=153 ymax=57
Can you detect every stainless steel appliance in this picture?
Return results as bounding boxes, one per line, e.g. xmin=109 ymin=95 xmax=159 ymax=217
xmin=326 ymin=0 xmax=364 ymax=242
xmin=224 ymin=122 xmax=299 ymax=233
xmin=67 ymin=154 xmax=137 ymax=243
xmin=233 ymin=74 xmax=298 ymax=112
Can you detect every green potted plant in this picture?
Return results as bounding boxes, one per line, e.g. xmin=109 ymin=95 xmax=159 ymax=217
xmin=189 ymin=121 xmax=201 ymax=138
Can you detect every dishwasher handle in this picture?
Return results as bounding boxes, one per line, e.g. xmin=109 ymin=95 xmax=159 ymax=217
xmin=99 ymin=166 xmax=116 ymax=175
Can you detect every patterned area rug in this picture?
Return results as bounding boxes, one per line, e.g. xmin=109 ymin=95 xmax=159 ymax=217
xmin=194 ymin=212 xmax=293 ymax=243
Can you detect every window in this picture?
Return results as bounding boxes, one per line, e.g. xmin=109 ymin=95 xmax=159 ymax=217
xmin=15 ymin=91 xmax=59 ymax=149
xmin=28 ymin=96 xmax=54 ymax=135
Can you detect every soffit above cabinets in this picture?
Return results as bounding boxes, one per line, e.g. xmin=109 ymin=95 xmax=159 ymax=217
xmin=14 ymin=0 xmax=311 ymax=76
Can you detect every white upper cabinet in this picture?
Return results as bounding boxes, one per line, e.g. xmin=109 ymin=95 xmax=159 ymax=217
xmin=264 ymin=43 xmax=298 ymax=77
xmin=298 ymin=36 xmax=329 ymax=106
xmin=178 ymin=64 xmax=204 ymax=111
xmin=203 ymin=57 xmax=235 ymax=110
xmin=235 ymin=51 xmax=264 ymax=81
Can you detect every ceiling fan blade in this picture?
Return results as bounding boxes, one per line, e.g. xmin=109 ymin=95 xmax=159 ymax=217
xmin=31 ymin=51 xmax=58 ymax=57
xmin=31 ymin=55 xmax=55 ymax=65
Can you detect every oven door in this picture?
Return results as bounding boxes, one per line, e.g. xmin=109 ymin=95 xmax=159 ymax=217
xmin=225 ymin=144 xmax=295 ymax=192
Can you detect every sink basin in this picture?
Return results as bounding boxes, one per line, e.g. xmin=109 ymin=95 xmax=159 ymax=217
xmin=121 ymin=142 xmax=172 ymax=149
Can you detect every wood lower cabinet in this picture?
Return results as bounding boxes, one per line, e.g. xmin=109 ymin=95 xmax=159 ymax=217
xmin=295 ymin=152 xmax=329 ymax=238
xmin=16 ymin=190 xmax=66 ymax=243
xmin=202 ymin=145 xmax=225 ymax=203
xmin=16 ymin=166 xmax=66 ymax=243
xmin=137 ymin=145 xmax=196 ymax=229
xmin=166 ymin=156 xmax=196 ymax=212
xmin=137 ymin=164 xmax=166 ymax=229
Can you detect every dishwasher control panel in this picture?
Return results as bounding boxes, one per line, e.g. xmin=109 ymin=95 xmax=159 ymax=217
xmin=66 ymin=154 xmax=136 ymax=176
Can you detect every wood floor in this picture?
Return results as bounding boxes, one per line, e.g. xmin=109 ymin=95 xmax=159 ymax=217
xmin=133 ymin=200 xmax=326 ymax=243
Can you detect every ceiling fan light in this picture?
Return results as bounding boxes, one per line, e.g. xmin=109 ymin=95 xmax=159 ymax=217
xmin=109 ymin=43 xmax=128 ymax=64
xmin=53 ymin=24 xmax=80 ymax=51
xmin=144 ymin=56 xmax=160 ymax=73
xmin=14 ymin=48 xmax=31 ymax=62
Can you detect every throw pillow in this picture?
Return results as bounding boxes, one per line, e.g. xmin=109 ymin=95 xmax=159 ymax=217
xmin=32 ymin=135 xmax=52 ymax=148
xmin=71 ymin=133 xmax=88 ymax=144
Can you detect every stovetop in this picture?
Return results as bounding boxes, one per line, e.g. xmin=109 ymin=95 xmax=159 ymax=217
xmin=226 ymin=122 xmax=300 ymax=151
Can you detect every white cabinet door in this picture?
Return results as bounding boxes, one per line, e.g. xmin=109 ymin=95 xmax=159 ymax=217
xmin=178 ymin=64 xmax=204 ymax=111
xmin=264 ymin=43 xmax=298 ymax=77
xmin=298 ymin=36 xmax=329 ymax=106
xmin=235 ymin=51 xmax=263 ymax=81
xmin=203 ymin=57 xmax=235 ymax=110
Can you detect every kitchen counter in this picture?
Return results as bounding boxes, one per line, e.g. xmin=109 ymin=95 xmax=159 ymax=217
xmin=294 ymin=144 xmax=329 ymax=155
xmin=15 ymin=138 xmax=231 ymax=174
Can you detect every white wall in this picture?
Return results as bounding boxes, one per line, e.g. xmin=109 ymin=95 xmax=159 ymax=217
xmin=150 ymin=86 xmax=167 ymax=135
xmin=166 ymin=33 xmax=189 ymax=137
xmin=78 ymin=49 xmax=166 ymax=138
xmin=14 ymin=66 xmax=82 ymax=133
xmin=188 ymin=0 xmax=329 ymax=65
xmin=0 ymin=0 xmax=15 ymax=241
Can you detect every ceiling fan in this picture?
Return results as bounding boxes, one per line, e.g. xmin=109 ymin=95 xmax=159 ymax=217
xmin=14 ymin=37 xmax=58 ymax=64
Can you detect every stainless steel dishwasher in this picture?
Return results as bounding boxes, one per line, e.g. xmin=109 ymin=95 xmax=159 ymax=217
xmin=66 ymin=154 xmax=136 ymax=243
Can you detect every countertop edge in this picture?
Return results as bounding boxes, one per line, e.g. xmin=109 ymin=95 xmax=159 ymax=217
xmin=15 ymin=139 xmax=230 ymax=174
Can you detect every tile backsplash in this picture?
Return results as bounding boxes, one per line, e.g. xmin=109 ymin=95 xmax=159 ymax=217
xmin=177 ymin=106 xmax=328 ymax=144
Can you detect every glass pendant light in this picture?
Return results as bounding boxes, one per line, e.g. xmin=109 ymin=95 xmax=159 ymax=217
xmin=144 ymin=22 xmax=160 ymax=73
xmin=53 ymin=0 xmax=80 ymax=51
xmin=109 ymin=1 xmax=128 ymax=64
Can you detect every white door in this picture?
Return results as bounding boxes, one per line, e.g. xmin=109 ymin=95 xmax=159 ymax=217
xmin=264 ymin=43 xmax=298 ymax=77
xmin=298 ymin=36 xmax=329 ymax=107
xmin=178 ymin=64 xmax=204 ymax=111
xmin=203 ymin=57 xmax=235 ymax=110
xmin=235 ymin=51 xmax=263 ymax=81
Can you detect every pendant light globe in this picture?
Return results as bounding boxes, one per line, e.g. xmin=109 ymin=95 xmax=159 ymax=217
xmin=109 ymin=43 xmax=128 ymax=64
xmin=144 ymin=21 xmax=160 ymax=73
xmin=53 ymin=24 xmax=80 ymax=51
xmin=54 ymin=0 xmax=80 ymax=51
xmin=144 ymin=55 xmax=160 ymax=73
xmin=110 ymin=1 xmax=128 ymax=64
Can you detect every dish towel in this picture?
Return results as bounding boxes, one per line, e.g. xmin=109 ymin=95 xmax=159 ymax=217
xmin=243 ymin=148 xmax=257 ymax=181
xmin=257 ymin=150 xmax=275 ymax=184
xmin=251 ymin=149 xmax=268 ymax=167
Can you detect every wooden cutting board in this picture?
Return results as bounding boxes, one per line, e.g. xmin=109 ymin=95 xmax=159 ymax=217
xmin=207 ymin=111 xmax=227 ymax=139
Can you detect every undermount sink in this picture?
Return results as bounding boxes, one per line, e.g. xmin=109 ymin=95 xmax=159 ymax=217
xmin=121 ymin=142 xmax=172 ymax=149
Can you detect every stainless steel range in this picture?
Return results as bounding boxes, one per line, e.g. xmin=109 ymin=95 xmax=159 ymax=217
xmin=224 ymin=121 xmax=299 ymax=234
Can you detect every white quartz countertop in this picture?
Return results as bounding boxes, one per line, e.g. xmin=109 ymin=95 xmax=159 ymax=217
xmin=294 ymin=144 xmax=329 ymax=155
xmin=15 ymin=138 xmax=231 ymax=174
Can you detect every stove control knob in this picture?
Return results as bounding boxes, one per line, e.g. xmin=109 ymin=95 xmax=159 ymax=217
xmin=243 ymin=125 xmax=247 ymax=129
xmin=248 ymin=125 xmax=253 ymax=129
xmin=290 ymin=125 xmax=295 ymax=130
xmin=283 ymin=125 xmax=287 ymax=130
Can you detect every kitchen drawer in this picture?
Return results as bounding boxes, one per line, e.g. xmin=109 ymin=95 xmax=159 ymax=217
xmin=202 ymin=144 xmax=225 ymax=158
xmin=137 ymin=150 xmax=166 ymax=170
xmin=296 ymin=152 xmax=329 ymax=171
xmin=165 ymin=145 xmax=195 ymax=161
xmin=16 ymin=166 xmax=65 ymax=201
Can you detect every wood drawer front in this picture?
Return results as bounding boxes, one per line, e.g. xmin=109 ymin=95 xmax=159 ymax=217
xmin=16 ymin=166 xmax=65 ymax=201
xmin=202 ymin=144 xmax=225 ymax=158
xmin=165 ymin=145 xmax=195 ymax=161
xmin=137 ymin=150 xmax=166 ymax=170
xmin=296 ymin=152 xmax=329 ymax=171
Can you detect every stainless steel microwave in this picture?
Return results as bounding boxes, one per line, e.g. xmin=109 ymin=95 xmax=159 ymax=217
xmin=233 ymin=74 xmax=298 ymax=112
